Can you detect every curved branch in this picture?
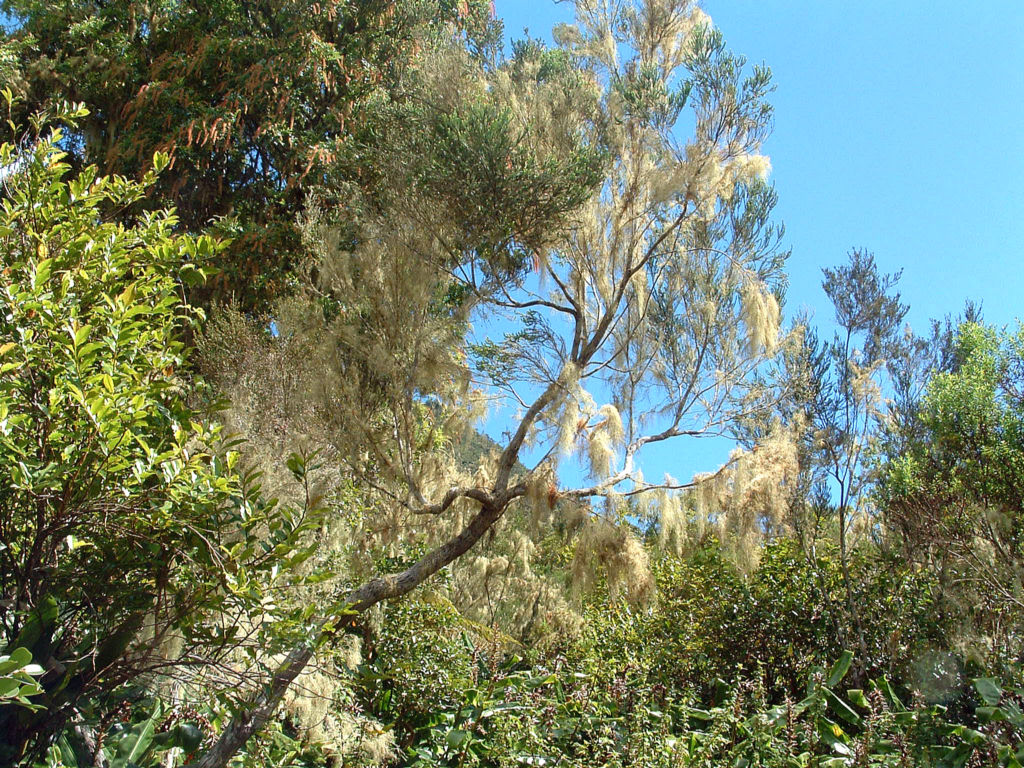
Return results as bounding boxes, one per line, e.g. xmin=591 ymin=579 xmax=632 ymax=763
xmin=185 ymin=484 xmax=524 ymax=768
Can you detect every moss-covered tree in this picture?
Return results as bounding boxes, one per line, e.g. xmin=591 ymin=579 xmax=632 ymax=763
xmin=187 ymin=1 xmax=793 ymax=764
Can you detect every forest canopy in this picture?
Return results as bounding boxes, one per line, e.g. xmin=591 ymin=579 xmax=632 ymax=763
xmin=0 ymin=1 xmax=1021 ymax=767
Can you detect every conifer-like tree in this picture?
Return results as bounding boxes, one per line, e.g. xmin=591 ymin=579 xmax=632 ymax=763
xmin=812 ymin=250 xmax=908 ymax=671
xmin=190 ymin=1 xmax=791 ymax=764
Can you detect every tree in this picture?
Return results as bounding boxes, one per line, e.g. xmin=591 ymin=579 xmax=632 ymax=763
xmin=796 ymin=250 xmax=908 ymax=674
xmin=1 ymin=0 xmax=500 ymax=307
xmin=0 ymin=105 xmax=315 ymax=763
xmin=186 ymin=1 xmax=791 ymax=764
xmin=880 ymin=321 xmax=1024 ymax=666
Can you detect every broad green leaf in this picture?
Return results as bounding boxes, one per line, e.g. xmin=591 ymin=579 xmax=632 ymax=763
xmin=32 ymin=257 xmax=52 ymax=288
xmin=111 ymin=703 xmax=162 ymax=768
xmin=825 ymin=651 xmax=854 ymax=688
xmin=823 ymin=688 xmax=861 ymax=726
xmin=73 ymin=323 xmax=92 ymax=348
xmin=846 ymin=689 xmax=869 ymax=709
xmin=976 ymin=706 xmax=1005 ymax=724
xmin=446 ymin=728 xmax=471 ymax=748
xmin=973 ymin=677 xmax=1002 ymax=706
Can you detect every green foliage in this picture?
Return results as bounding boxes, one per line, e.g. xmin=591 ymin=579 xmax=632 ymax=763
xmin=410 ymin=96 xmax=604 ymax=268
xmin=361 ymin=592 xmax=478 ymax=740
xmin=360 ymin=610 xmax=1023 ymax=768
xmin=0 ymin=107 xmax=328 ymax=762
xmin=345 ymin=533 xmax=1000 ymax=767
xmin=886 ymin=322 xmax=1024 ymax=508
xmin=0 ymin=107 xmax=218 ymax=756
xmin=880 ymin=321 xmax=1024 ymax=665
xmin=0 ymin=647 xmax=45 ymax=710
xmin=668 ymin=663 xmax=1023 ymax=767
xmin=40 ymin=699 xmax=208 ymax=768
xmin=560 ymin=541 xmax=945 ymax=705
xmin=2 ymin=0 xmax=499 ymax=307
xmin=384 ymin=638 xmax=1022 ymax=768
xmin=5 ymin=2 xmax=1022 ymax=766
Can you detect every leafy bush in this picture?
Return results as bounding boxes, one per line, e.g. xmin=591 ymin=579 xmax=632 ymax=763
xmin=0 ymin=104 xmax=307 ymax=762
xmin=0 ymin=647 xmax=44 ymax=710
xmin=389 ymin=647 xmax=1022 ymax=768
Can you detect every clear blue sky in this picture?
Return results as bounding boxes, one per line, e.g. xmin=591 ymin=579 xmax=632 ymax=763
xmin=491 ymin=0 xmax=1024 ymax=486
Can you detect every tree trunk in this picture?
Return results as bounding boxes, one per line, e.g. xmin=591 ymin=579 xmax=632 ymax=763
xmin=184 ymin=494 xmax=510 ymax=768
xmin=838 ymin=504 xmax=870 ymax=680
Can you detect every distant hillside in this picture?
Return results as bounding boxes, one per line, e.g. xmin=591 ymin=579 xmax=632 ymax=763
xmin=452 ymin=428 xmax=528 ymax=477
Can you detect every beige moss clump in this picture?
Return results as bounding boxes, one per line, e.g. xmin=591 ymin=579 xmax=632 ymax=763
xmin=653 ymin=485 xmax=689 ymax=556
xmin=525 ymin=462 xmax=560 ymax=536
xmin=553 ymin=384 xmax=626 ymax=480
xmin=572 ymin=518 xmax=654 ymax=606
xmin=739 ymin=276 xmax=781 ymax=358
xmin=685 ymin=423 xmax=800 ymax=572
xmin=451 ymin=527 xmax=582 ymax=643
xmin=280 ymin=654 xmax=395 ymax=766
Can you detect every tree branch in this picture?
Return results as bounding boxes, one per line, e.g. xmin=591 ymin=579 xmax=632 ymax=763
xmin=184 ymin=485 xmax=523 ymax=768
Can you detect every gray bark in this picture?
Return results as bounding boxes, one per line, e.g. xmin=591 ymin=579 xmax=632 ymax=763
xmin=184 ymin=493 xmax=512 ymax=768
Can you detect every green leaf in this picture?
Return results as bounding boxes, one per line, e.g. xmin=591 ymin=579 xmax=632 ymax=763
xmin=446 ymin=729 xmax=471 ymax=749
xmin=875 ymin=677 xmax=905 ymax=711
xmin=7 ymin=647 xmax=32 ymax=668
xmin=153 ymin=722 xmax=204 ymax=752
xmin=816 ymin=716 xmax=849 ymax=748
xmin=826 ymin=651 xmax=854 ymax=688
xmin=976 ymin=706 xmax=1005 ymax=724
xmin=846 ymin=689 xmax=869 ymax=709
xmin=117 ymin=282 xmax=136 ymax=306
xmin=973 ymin=677 xmax=1002 ymax=706
xmin=111 ymin=703 xmax=161 ymax=768
xmin=823 ymin=688 xmax=861 ymax=726
xmin=73 ymin=323 xmax=92 ymax=348
xmin=33 ymin=257 xmax=53 ymax=288
xmin=286 ymin=452 xmax=305 ymax=480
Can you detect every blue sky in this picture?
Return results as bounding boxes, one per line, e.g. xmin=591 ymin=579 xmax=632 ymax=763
xmin=490 ymin=0 xmax=1024 ymax=486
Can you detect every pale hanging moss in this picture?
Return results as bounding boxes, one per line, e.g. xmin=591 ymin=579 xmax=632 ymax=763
xmin=597 ymin=403 xmax=625 ymax=445
xmin=690 ymin=489 xmax=709 ymax=543
xmin=338 ymin=634 xmax=363 ymax=672
xmin=739 ymin=277 xmax=781 ymax=358
xmin=686 ymin=422 xmax=800 ymax=572
xmin=849 ymin=358 xmax=886 ymax=417
xmin=552 ymin=22 xmax=584 ymax=48
xmin=727 ymin=153 xmax=772 ymax=188
xmin=203 ymin=0 xmax=788 ymax=612
xmin=587 ymin=429 xmax=615 ymax=479
xmin=596 ymin=263 xmax=615 ymax=304
xmin=281 ymin=658 xmax=396 ymax=766
xmin=657 ymin=488 xmax=687 ymax=555
xmin=556 ymin=402 xmax=583 ymax=459
xmin=554 ymin=363 xmax=584 ymax=457
xmin=526 ymin=462 xmax=559 ymax=536
xmin=450 ymin=524 xmax=583 ymax=643
xmin=621 ymin=2 xmax=710 ymax=74
xmin=572 ymin=518 xmax=654 ymax=606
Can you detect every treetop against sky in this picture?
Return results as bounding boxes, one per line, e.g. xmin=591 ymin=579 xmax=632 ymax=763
xmin=491 ymin=0 xmax=1024 ymax=486
xmin=499 ymin=0 xmax=1024 ymax=332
